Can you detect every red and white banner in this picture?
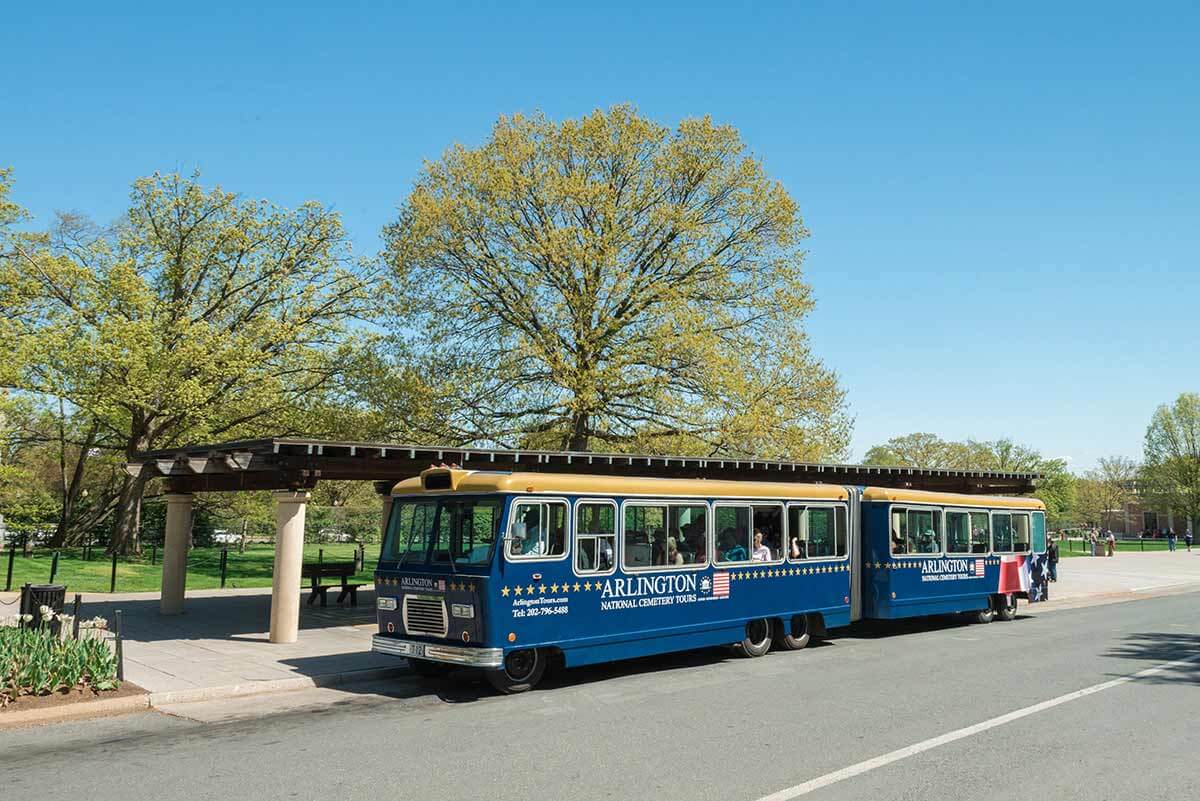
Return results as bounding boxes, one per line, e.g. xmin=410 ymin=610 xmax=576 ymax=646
xmin=997 ymin=554 xmax=1030 ymax=595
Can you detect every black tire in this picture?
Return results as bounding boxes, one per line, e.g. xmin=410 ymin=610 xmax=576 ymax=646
xmin=995 ymin=594 xmax=1017 ymax=621
xmin=735 ymin=618 xmax=773 ymax=657
xmin=485 ymin=649 xmax=545 ymax=694
xmin=408 ymin=658 xmax=450 ymax=678
xmin=975 ymin=606 xmax=995 ymax=624
xmin=774 ymin=615 xmax=811 ymax=651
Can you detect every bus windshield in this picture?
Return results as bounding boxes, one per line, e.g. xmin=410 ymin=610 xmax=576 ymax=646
xmin=383 ymin=496 xmax=503 ymax=567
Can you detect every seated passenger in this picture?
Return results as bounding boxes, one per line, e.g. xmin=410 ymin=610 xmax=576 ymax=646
xmin=720 ymin=531 xmax=748 ymax=562
xmin=752 ymin=530 xmax=771 ymax=562
xmin=891 ymin=528 xmax=907 ymax=554
xmin=790 ymin=537 xmax=805 ymax=559
xmin=666 ymin=536 xmax=684 ymax=566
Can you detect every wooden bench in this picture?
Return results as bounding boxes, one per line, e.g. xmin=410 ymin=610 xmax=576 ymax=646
xmin=301 ymin=562 xmax=365 ymax=607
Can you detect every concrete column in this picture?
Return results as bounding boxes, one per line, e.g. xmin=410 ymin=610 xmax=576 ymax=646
xmin=269 ymin=490 xmax=309 ymax=644
xmin=160 ymin=493 xmax=193 ymax=615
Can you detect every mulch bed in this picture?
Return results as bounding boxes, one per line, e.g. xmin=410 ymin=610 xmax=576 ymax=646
xmin=1 ymin=682 xmax=147 ymax=715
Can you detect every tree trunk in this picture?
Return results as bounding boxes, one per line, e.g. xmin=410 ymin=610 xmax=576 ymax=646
xmin=566 ymin=412 xmax=590 ymax=452
xmin=109 ymin=471 xmax=145 ymax=555
xmin=49 ymin=420 xmax=100 ymax=549
xmin=239 ymin=519 xmax=248 ymax=553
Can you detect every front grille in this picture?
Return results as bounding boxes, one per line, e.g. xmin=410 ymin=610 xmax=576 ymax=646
xmin=403 ymin=596 xmax=448 ymax=637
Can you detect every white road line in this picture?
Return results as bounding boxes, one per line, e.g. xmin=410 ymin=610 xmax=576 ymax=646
xmin=755 ymin=652 xmax=1200 ymax=801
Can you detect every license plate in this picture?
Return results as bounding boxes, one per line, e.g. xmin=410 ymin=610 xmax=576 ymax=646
xmin=398 ymin=641 xmax=424 ymax=658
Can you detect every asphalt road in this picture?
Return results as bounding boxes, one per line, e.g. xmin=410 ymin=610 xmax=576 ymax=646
xmin=5 ymin=593 xmax=1199 ymax=801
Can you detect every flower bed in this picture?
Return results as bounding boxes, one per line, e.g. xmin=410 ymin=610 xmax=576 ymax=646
xmin=1 ymin=610 xmax=119 ymax=706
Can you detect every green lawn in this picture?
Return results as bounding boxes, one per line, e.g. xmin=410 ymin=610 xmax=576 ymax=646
xmin=2 ymin=544 xmax=379 ymax=594
xmin=1056 ymin=538 xmax=1186 ymax=558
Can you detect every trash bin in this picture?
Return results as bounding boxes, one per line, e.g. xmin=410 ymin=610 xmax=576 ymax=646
xmin=19 ymin=583 xmax=67 ymax=636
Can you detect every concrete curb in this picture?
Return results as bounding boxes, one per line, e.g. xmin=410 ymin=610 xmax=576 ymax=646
xmin=146 ymin=665 xmax=410 ymax=707
xmin=0 ymin=693 xmax=151 ymax=730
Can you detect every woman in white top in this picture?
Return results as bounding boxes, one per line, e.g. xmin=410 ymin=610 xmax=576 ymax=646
xmin=752 ymin=530 xmax=771 ymax=562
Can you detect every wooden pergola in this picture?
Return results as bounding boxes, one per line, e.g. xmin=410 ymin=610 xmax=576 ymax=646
xmin=128 ymin=438 xmax=1041 ymax=642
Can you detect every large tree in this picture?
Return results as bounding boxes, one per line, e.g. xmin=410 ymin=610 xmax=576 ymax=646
xmin=384 ymin=106 xmax=849 ymax=459
xmin=1141 ymin=392 xmax=1200 ymax=532
xmin=0 ymin=171 xmax=377 ymax=551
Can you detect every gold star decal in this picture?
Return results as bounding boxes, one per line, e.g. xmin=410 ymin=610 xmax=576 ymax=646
xmin=549 ymin=583 xmax=559 ymax=593
xmin=526 ymin=584 xmax=535 ymax=595
xmin=583 ymin=581 xmax=592 ymax=591
xmin=573 ymin=582 xmax=581 ymax=591
xmin=874 ymin=562 xmax=882 ymax=569
xmin=513 ymin=585 xmax=523 ymax=596
xmin=501 ymin=586 xmax=510 ymax=597
xmin=538 ymin=584 xmax=547 ymax=594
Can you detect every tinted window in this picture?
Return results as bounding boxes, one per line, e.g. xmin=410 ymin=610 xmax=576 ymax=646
xmin=970 ymin=512 xmax=990 ymax=553
xmin=993 ymin=513 xmax=1014 ymax=552
xmin=947 ymin=511 xmax=971 ymax=554
xmin=625 ymin=504 xmax=707 ymax=568
xmin=1013 ymin=514 xmax=1031 ymax=552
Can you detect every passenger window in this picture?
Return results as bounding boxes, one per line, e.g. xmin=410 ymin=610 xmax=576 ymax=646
xmin=992 ymin=513 xmax=1014 ymax=552
xmin=890 ymin=508 xmax=909 ymax=554
xmin=624 ymin=504 xmax=706 ymax=569
xmin=787 ymin=506 xmax=807 ymax=559
xmin=905 ymin=510 xmax=941 ymax=554
xmin=506 ymin=500 xmax=567 ymax=559
xmin=808 ymin=508 xmax=836 ymax=557
xmin=969 ymin=512 xmax=990 ymax=553
xmin=946 ymin=512 xmax=971 ymax=554
xmin=752 ymin=505 xmax=783 ymax=561
xmin=715 ymin=506 xmax=751 ymax=564
xmin=1012 ymin=514 xmax=1031 ymax=552
xmin=576 ymin=503 xmax=615 ymax=574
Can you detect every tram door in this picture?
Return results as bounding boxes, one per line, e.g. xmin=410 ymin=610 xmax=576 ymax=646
xmin=848 ymin=486 xmax=864 ymax=622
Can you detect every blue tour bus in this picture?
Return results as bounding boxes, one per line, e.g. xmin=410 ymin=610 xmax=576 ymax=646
xmin=372 ymin=468 xmax=1047 ymax=693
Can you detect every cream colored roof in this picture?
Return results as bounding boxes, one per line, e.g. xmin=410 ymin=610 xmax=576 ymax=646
xmin=392 ymin=469 xmax=849 ymax=501
xmin=861 ymin=487 xmax=1044 ymax=510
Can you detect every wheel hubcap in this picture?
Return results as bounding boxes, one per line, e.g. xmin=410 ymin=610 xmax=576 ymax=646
xmin=747 ymin=619 xmax=769 ymax=645
xmin=505 ymin=650 xmax=536 ymax=681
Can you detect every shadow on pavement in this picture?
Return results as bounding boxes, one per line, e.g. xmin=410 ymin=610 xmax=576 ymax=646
xmin=71 ymin=590 xmax=378 ymax=644
xmin=1104 ymin=632 xmax=1200 ymax=685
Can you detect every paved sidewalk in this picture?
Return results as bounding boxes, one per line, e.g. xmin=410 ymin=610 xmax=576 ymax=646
xmin=0 ymin=585 xmax=399 ymax=696
xmin=1044 ymin=548 xmax=1200 ymax=606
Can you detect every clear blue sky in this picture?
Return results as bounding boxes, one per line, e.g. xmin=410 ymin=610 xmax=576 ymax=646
xmin=3 ymin=1 xmax=1197 ymax=470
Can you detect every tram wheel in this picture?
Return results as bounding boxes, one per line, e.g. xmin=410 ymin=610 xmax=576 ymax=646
xmin=735 ymin=618 xmax=773 ymax=657
xmin=974 ymin=606 xmax=995 ymax=624
xmin=485 ymin=648 xmax=545 ymax=694
xmin=995 ymin=594 xmax=1017 ymax=621
xmin=408 ymin=658 xmax=451 ymax=678
xmin=774 ymin=615 xmax=811 ymax=651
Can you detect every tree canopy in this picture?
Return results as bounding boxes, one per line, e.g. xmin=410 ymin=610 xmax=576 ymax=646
xmin=1141 ymin=392 xmax=1200 ymax=530
xmin=0 ymin=171 xmax=379 ymax=550
xmin=862 ymin=432 xmax=1075 ymax=525
xmin=384 ymin=105 xmax=849 ymax=459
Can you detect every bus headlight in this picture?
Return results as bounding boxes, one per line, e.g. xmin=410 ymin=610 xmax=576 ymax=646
xmin=377 ymin=597 xmax=398 ymax=611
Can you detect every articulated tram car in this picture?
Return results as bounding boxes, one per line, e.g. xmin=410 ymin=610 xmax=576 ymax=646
xmin=372 ymin=468 xmax=1047 ymax=693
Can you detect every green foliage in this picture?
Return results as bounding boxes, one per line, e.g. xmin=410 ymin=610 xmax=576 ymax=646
xmin=384 ymin=105 xmax=849 ymax=459
xmin=0 ymin=625 xmax=119 ymax=704
xmin=1142 ymin=392 xmax=1200 ymax=528
xmin=0 ymin=170 xmax=381 ymax=551
xmin=862 ymin=432 xmax=1076 ymax=525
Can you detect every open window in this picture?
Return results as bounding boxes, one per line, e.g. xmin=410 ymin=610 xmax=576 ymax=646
xmin=506 ymin=500 xmax=568 ymax=560
xmin=576 ymin=501 xmax=616 ymax=575
xmin=969 ymin=511 xmax=991 ymax=553
xmin=1012 ymin=513 xmax=1031 ymax=552
xmin=891 ymin=507 xmax=942 ymax=555
xmin=623 ymin=503 xmax=707 ymax=570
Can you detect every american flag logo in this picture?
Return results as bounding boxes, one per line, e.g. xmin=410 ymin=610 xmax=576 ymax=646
xmin=712 ymin=571 xmax=730 ymax=599
xmin=974 ymin=559 xmax=985 ymax=577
